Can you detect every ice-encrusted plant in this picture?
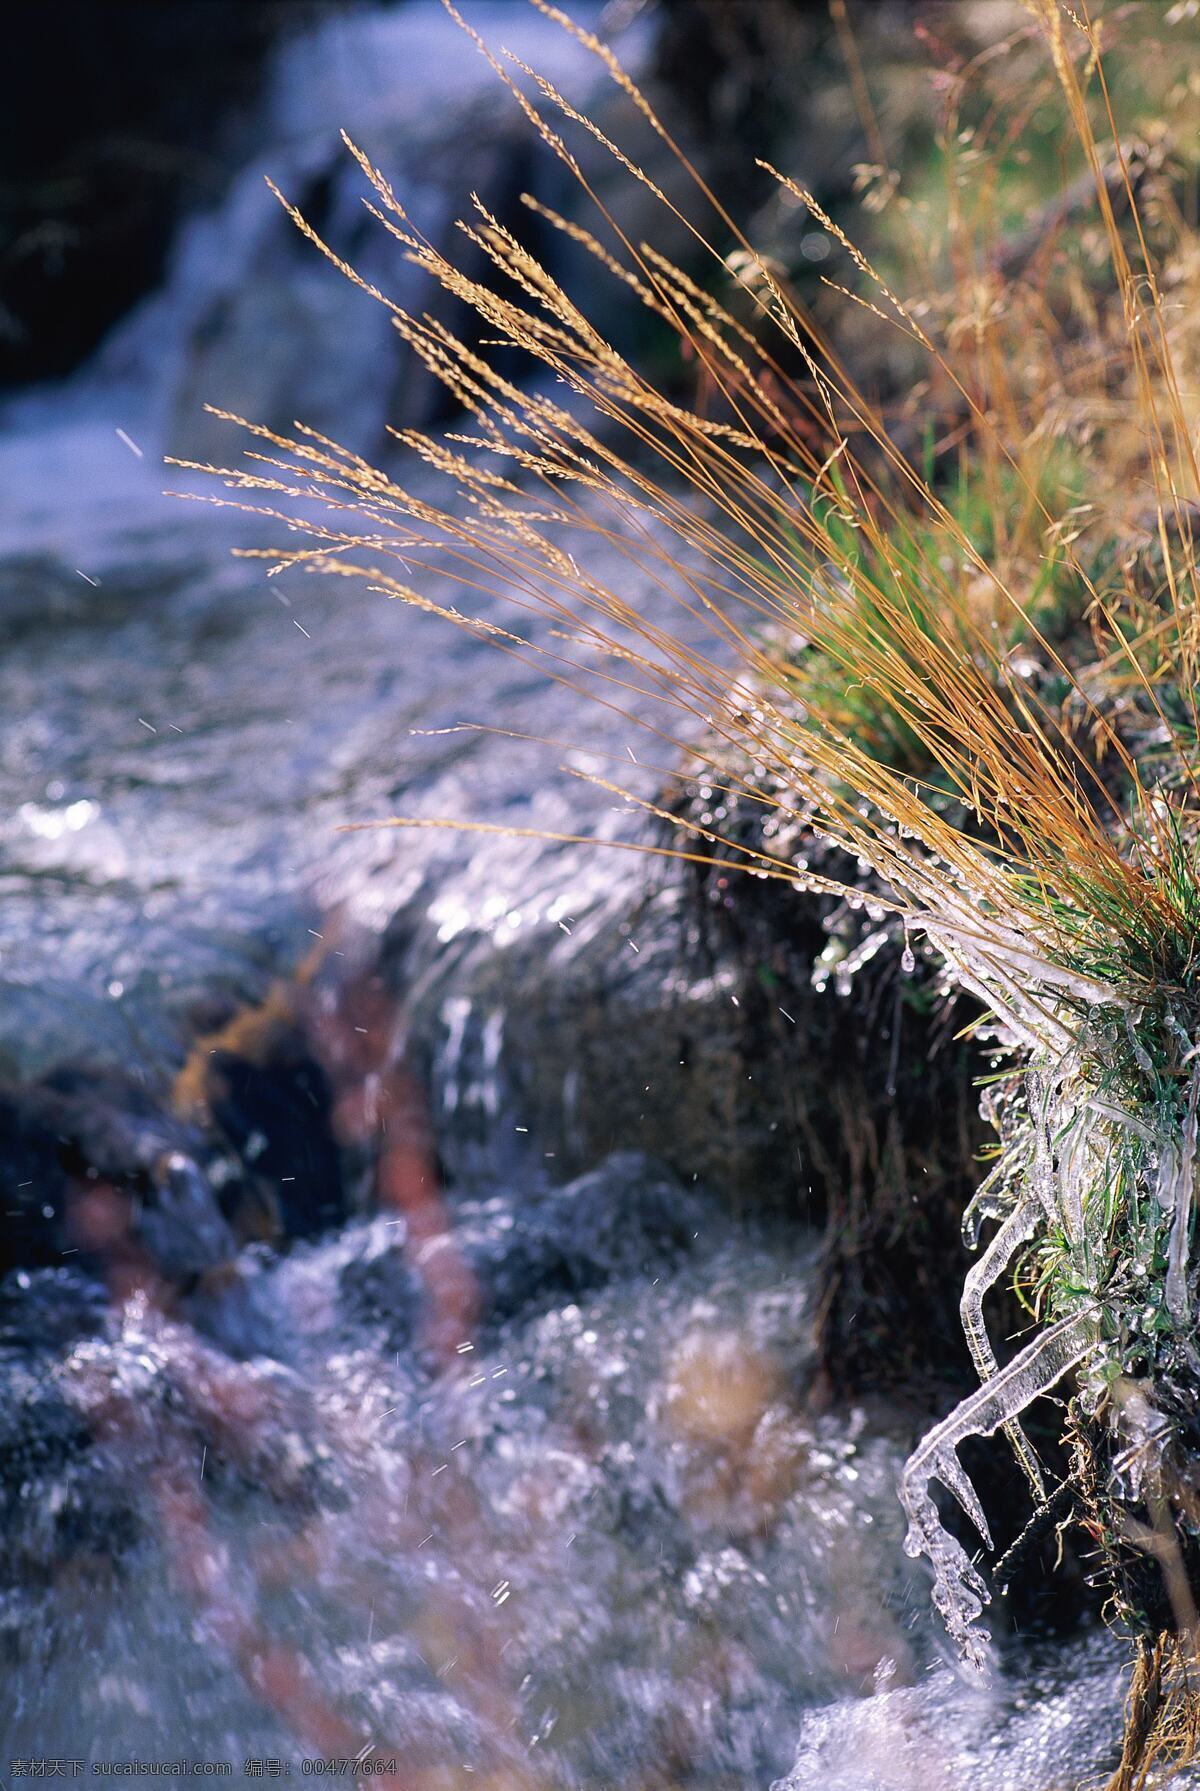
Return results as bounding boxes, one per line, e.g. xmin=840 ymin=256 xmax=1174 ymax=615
xmin=895 ymin=846 xmax=1200 ymax=1668
xmin=176 ymin=0 xmax=1200 ymax=1677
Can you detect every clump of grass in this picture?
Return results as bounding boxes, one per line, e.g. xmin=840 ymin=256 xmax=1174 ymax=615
xmin=777 ymin=437 xmax=1107 ymax=787
xmin=174 ymin=0 xmax=1200 ymax=1743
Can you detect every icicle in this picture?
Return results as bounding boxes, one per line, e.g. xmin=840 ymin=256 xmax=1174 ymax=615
xmin=1111 ymin=1381 xmax=1172 ymax=1503
xmin=961 ymin=1165 xmax=1013 ymax=1251
xmin=1125 ymin=1012 xmax=1154 ymax=1081
xmin=959 ymin=1195 xmax=1046 ymax=1499
xmin=899 ymin=1305 xmax=1099 ymax=1673
xmin=833 ymin=926 xmax=890 ymax=995
xmin=900 ymin=918 xmax=915 ymax=975
xmin=1029 ymin=1076 xmax=1061 ymax=1229
xmin=1055 ymin=1112 xmax=1089 ymax=1257
xmin=1155 ymin=1138 xmax=1179 ymax=1220
xmin=1164 ymin=1062 xmax=1200 ymax=1327
xmin=1088 ymin=1098 xmax=1156 ymax=1146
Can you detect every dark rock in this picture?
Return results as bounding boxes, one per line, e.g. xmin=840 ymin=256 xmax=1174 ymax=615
xmin=0 ymin=1352 xmax=135 ymax=1591
xmin=455 ymin=1152 xmax=711 ymax=1335
xmin=331 ymin=1224 xmax=422 ymax=1357
xmin=395 ymin=870 xmax=820 ymax=1211
xmin=204 ymin=1042 xmax=343 ymax=1236
xmin=0 ymin=1068 xmax=234 ymax=1290
xmin=179 ymin=1001 xmax=348 ymax=1239
xmin=136 ymin=1150 xmax=237 ymax=1281
xmin=0 ymin=1266 xmax=107 ymax=1353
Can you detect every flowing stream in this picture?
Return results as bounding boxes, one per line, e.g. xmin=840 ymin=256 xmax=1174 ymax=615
xmin=0 ymin=4 xmax=1156 ymax=1784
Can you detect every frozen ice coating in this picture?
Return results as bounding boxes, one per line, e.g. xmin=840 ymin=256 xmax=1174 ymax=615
xmin=1164 ymin=1060 xmax=1200 ymax=1327
xmin=892 ymin=888 xmax=1200 ymax=1670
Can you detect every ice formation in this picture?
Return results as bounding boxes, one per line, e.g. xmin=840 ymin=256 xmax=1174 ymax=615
xmin=899 ymin=1305 xmax=1099 ymax=1673
xmin=891 ymin=874 xmax=1161 ymax=1668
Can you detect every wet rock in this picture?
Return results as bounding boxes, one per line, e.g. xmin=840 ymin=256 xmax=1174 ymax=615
xmin=175 ymin=995 xmax=348 ymax=1240
xmin=0 ymin=1069 xmax=172 ymax=1274
xmin=274 ymin=1155 xmax=707 ymax=1359
xmin=318 ymin=1220 xmax=422 ymax=1359
xmin=137 ymin=1150 xmax=237 ymax=1280
xmin=0 ymin=1068 xmax=234 ymax=1288
xmin=394 ymin=870 xmax=815 ymax=1210
xmin=455 ymin=1152 xmax=712 ymax=1334
xmin=0 ymin=1352 xmax=137 ymax=1596
xmin=0 ymin=1085 xmax=77 ymax=1273
xmin=203 ymin=1042 xmax=343 ymax=1236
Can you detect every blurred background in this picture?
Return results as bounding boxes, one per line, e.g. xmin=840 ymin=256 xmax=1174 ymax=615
xmin=0 ymin=3 xmax=1191 ymax=1786
xmin=2 ymin=0 xmax=883 ymax=390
